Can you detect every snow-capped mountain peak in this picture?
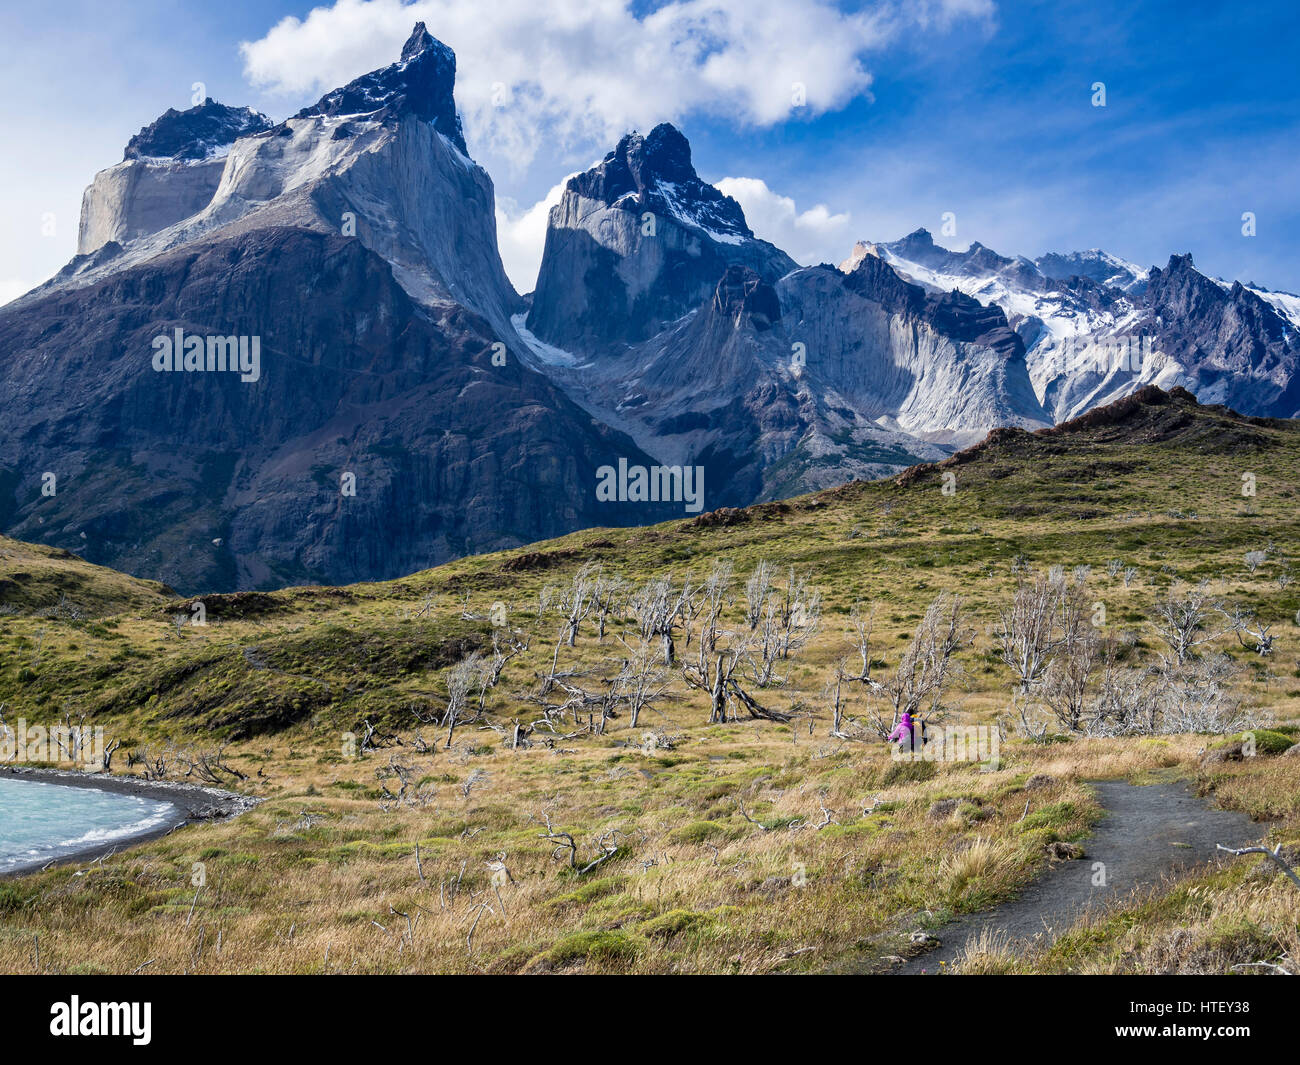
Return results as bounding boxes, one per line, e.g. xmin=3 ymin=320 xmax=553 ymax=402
xmin=1034 ymin=248 xmax=1148 ymax=293
xmin=294 ymin=21 xmax=467 ymax=157
xmin=571 ymin=123 xmax=753 ymax=243
xmin=525 ymin=122 xmax=797 ymax=353
xmin=849 ymin=232 xmax=1300 ymax=422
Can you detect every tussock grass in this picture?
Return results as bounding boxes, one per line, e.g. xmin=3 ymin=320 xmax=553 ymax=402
xmin=954 ymin=927 xmax=1023 ymax=974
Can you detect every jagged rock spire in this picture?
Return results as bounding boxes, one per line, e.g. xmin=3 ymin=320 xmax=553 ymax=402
xmin=296 ymin=22 xmax=468 ymax=156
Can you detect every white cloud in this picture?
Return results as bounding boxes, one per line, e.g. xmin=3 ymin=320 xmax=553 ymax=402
xmin=495 ymin=177 xmax=570 ymax=293
xmin=716 ymin=177 xmax=852 ymax=265
xmin=239 ymin=0 xmax=993 ymax=170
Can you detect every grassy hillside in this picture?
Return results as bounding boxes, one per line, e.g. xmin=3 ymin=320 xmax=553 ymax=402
xmin=0 ymin=535 xmax=172 ymax=617
xmin=1 ymin=386 xmax=1298 ymax=974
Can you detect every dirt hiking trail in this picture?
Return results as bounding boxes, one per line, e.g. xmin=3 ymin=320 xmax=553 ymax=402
xmin=895 ymin=779 xmax=1262 ymax=974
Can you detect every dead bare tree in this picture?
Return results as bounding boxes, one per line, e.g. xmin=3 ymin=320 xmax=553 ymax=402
xmin=536 ymin=812 xmax=622 ymax=874
xmin=826 ymin=660 xmax=851 ymax=738
xmin=870 ymin=593 xmax=967 ymax=736
xmin=1089 ymin=658 xmax=1159 ymax=736
xmin=1223 ymin=605 xmax=1274 ymax=656
xmin=590 ymin=574 xmax=625 ymax=641
xmin=359 ymin=718 xmax=402 ymax=753
xmin=676 ymin=574 xmax=703 ymax=649
xmin=994 ymin=572 xmax=1061 ymax=692
xmin=1155 ymin=653 xmax=1246 ymax=733
xmin=376 ymin=755 xmax=416 ymax=804
xmin=748 ymin=597 xmax=786 ymax=688
xmin=690 ymin=560 xmax=733 ymax=674
xmin=129 ymin=745 xmax=171 ymax=781
xmin=1089 ymin=649 xmax=1245 ymax=736
xmin=459 ymin=768 xmax=488 ymax=799
xmin=845 ymin=602 xmax=877 ymax=685
xmin=1038 ymin=577 xmax=1106 ymax=732
xmin=744 ymin=560 xmax=775 ymax=629
xmin=771 ymin=566 xmax=822 ymax=659
xmin=1150 ymin=580 xmax=1224 ymax=665
xmin=1216 ymin=844 xmax=1300 ymax=892
xmin=683 ymin=626 xmax=793 ymax=725
xmin=613 ymin=635 xmax=669 ymax=729
xmin=741 ymin=567 xmax=821 ymax=688
xmin=629 ymin=576 xmax=686 ymax=666
xmin=538 ymin=622 xmax=569 ymax=697
xmin=485 ymin=627 xmax=530 ymax=691
xmin=557 ymin=564 xmax=600 ymax=646
xmin=180 ymin=742 xmax=248 ymax=785
xmin=442 ymin=654 xmax=486 ymax=748
xmin=51 ymin=706 xmax=91 ymax=764
xmin=1040 ymin=625 xmax=1103 ymax=732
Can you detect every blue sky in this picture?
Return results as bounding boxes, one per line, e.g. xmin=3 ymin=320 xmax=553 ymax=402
xmin=1 ymin=0 xmax=1297 ymax=301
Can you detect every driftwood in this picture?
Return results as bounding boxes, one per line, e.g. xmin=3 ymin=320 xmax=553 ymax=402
xmin=1216 ymin=843 xmax=1300 ymax=890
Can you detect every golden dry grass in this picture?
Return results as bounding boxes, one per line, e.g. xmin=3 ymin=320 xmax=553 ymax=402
xmin=1 ymin=393 xmax=1299 ymax=973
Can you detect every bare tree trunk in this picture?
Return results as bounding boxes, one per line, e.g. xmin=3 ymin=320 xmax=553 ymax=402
xmin=710 ymin=653 xmax=727 ymax=723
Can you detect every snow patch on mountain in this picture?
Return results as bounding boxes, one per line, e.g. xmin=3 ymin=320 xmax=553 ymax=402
xmin=511 ymin=313 xmax=586 ymax=368
xmin=845 ymin=233 xmax=1173 ymax=421
xmin=848 ymin=231 xmax=1300 ymax=422
xmin=1034 ymin=249 xmax=1148 ymax=292
xmin=654 ymin=181 xmax=748 ymax=244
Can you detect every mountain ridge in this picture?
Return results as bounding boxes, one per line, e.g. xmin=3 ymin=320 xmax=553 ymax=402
xmin=1 ymin=22 xmax=1296 ymax=594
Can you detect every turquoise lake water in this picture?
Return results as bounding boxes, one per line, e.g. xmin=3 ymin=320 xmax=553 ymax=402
xmin=0 ymin=776 xmax=179 ymax=874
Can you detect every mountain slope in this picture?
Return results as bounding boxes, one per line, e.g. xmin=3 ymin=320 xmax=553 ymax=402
xmin=2 ymin=384 xmax=1296 ymax=736
xmin=0 ymin=25 xmax=674 ymax=594
xmin=525 ymin=123 xmax=799 ymax=354
xmin=1 ymin=385 xmax=1295 ymax=977
xmin=48 ymin=23 xmax=521 ymax=343
xmin=519 ymin=126 xmax=1054 ymax=507
xmin=856 ymin=229 xmax=1300 ymax=423
xmin=3 ymin=24 xmax=1296 ymax=597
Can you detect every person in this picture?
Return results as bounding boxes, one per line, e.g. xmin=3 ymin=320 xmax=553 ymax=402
xmin=887 ymin=711 xmax=916 ymax=753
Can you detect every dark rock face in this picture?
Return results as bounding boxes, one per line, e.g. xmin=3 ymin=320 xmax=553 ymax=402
xmin=295 ymin=22 xmax=468 ymax=155
xmin=843 ymin=251 xmax=1025 ymax=359
xmin=124 ymin=99 xmax=274 ymax=161
xmin=3 ymin=25 xmax=684 ymax=595
xmin=571 ymin=124 xmax=752 ymax=241
xmin=1142 ymin=254 xmax=1300 ymax=417
xmin=9 ymin=21 xmax=1297 ymax=599
xmin=0 ymin=227 xmax=672 ymax=593
xmin=525 ymin=122 xmax=797 ymax=354
xmin=841 ymin=250 xmax=924 ymax=314
xmin=875 ymin=229 xmax=1300 ymax=424
xmin=521 ymin=125 xmax=1047 ymax=518
xmin=712 ymin=265 xmax=781 ymax=329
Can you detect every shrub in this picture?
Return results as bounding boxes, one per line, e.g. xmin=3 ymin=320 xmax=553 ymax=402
xmin=640 ymin=909 xmax=707 ymax=940
xmin=0 ymin=883 xmax=32 ymax=915
xmin=1017 ymin=801 xmax=1081 ymax=833
xmin=668 ymin=820 xmax=728 ymax=844
xmin=537 ymin=930 xmax=643 ymax=967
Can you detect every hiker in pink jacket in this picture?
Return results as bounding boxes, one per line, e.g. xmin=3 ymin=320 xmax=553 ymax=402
xmin=888 ymin=712 xmax=916 ymax=753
